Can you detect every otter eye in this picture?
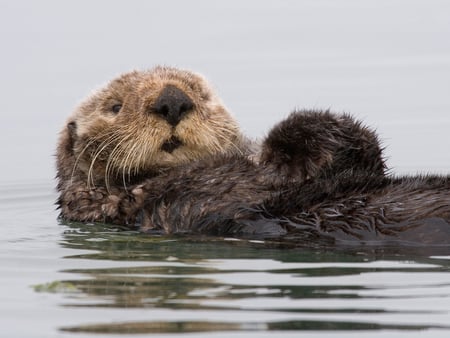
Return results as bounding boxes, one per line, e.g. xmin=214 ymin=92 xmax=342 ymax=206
xmin=111 ymin=104 xmax=122 ymax=114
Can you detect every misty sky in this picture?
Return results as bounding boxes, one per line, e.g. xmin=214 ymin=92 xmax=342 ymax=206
xmin=0 ymin=0 xmax=449 ymax=182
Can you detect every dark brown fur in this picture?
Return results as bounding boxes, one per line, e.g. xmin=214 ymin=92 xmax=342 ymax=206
xmin=135 ymin=158 xmax=450 ymax=245
xmin=56 ymin=69 xmax=450 ymax=246
xmin=260 ymin=111 xmax=386 ymax=181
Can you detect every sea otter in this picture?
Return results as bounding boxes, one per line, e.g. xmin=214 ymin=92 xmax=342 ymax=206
xmin=56 ymin=66 xmax=255 ymax=221
xmin=56 ymin=67 xmax=450 ymax=245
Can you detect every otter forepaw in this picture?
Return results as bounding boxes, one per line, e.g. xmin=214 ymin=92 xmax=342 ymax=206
xmin=260 ymin=110 xmax=338 ymax=181
xmin=260 ymin=109 xmax=386 ymax=181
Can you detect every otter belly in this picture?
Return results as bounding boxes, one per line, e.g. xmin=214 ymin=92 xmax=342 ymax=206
xmin=139 ymin=170 xmax=450 ymax=247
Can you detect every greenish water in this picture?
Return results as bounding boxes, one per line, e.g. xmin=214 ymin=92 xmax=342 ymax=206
xmin=2 ymin=182 xmax=450 ymax=337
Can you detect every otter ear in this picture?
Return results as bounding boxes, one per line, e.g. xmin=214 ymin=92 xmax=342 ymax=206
xmin=56 ymin=120 xmax=78 ymax=186
xmin=67 ymin=121 xmax=77 ymax=140
xmin=60 ymin=120 xmax=77 ymax=155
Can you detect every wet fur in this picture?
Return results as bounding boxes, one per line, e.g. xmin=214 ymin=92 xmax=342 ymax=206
xmin=137 ymin=156 xmax=450 ymax=245
xmin=57 ymin=69 xmax=450 ymax=246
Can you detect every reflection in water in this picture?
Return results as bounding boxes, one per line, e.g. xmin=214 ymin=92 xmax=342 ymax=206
xmin=61 ymin=320 xmax=435 ymax=334
xmin=41 ymin=221 xmax=450 ymax=334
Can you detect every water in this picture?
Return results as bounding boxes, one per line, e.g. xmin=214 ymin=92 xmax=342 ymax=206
xmin=2 ymin=184 xmax=450 ymax=337
xmin=1 ymin=0 xmax=450 ymax=337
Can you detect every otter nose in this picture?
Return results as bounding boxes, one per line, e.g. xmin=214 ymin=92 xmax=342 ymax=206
xmin=152 ymin=85 xmax=194 ymax=126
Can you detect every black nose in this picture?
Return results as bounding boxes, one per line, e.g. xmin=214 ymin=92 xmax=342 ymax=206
xmin=151 ymin=85 xmax=194 ymax=126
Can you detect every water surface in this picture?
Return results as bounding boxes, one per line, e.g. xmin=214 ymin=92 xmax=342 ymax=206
xmin=2 ymin=182 xmax=450 ymax=337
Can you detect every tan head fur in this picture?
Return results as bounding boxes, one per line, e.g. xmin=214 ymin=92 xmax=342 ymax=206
xmin=56 ymin=66 xmax=248 ymax=191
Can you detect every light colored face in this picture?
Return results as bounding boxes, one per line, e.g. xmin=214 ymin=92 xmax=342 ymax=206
xmin=65 ymin=66 xmax=242 ymax=186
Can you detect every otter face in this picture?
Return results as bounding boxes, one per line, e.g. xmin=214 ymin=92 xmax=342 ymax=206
xmin=58 ymin=66 xmax=243 ymax=188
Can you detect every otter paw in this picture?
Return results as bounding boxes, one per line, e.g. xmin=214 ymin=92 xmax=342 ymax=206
xmin=260 ymin=109 xmax=386 ymax=180
xmin=101 ymin=195 xmax=121 ymax=219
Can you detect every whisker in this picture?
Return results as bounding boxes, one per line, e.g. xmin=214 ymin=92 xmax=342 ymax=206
xmin=71 ymin=138 xmax=96 ymax=185
xmin=202 ymin=123 xmax=232 ymax=154
xmin=87 ymin=133 xmax=122 ymax=189
xmin=104 ymin=133 xmax=128 ymax=192
xmin=106 ymin=134 xmax=131 ymax=191
xmin=71 ymin=130 xmax=117 ymax=186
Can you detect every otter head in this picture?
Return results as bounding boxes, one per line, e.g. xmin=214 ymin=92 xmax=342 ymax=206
xmin=56 ymin=66 xmax=245 ymax=190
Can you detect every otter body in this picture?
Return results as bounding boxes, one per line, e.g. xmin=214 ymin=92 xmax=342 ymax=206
xmin=149 ymin=166 xmax=449 ymax=245
xmin=56 ymin=68 xmax=450 ymax=246
xmin=129 ymin=147 xmax=450 ymax=246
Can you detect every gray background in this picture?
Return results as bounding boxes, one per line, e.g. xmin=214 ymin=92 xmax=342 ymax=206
xmin=1 ymin=0 xmax=449 ymax=183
